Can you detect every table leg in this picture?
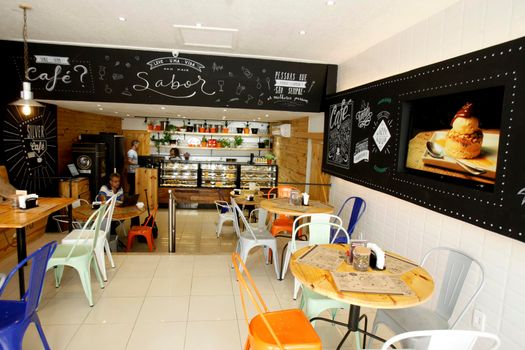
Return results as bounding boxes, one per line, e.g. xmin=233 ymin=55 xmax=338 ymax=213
xmin=16 ymin=227 xmax=27 ymax=298
xmin=67 ymin=204 xmax=73 ymax=232
xmin=310 ymin=305 xmax=391 ymax=350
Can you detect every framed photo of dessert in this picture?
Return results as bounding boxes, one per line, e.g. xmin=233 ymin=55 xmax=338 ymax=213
xmin=322 ymin=36 xmax=525 ymax=243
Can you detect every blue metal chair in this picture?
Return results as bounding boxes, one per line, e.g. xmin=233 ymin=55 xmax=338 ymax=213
xmin=331 ymin=196 xmax=366 ymax=242
xmin=0 ymin=241 xmax=58 ymax=350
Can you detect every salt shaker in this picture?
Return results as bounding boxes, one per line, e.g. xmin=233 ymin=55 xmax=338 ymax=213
xmin=352 ymin=246 xmax=371 ymax=272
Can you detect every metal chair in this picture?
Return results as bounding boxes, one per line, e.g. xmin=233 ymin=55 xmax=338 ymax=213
xmin=231 ymin=198 xmax=281 ymax=280
xmin=61 ymin=195 xmax=117 ymax=281
xmin=214 ymin=200 xmax=235 ymax=238
xmin=232 ymin=252 xmax=322 ymax=350
xmin=127 ymin=207 xmax=158 ymax=252
xmin=0 ymin=241 xmax=57 ymax=350
xmin=381 ymin=330 xmax=500 ymax=350
xmin=370 ymin=247 xmax=485 ymax=349
xmin=267 ymin=186 xmax=300 ymax=237
xmin=332 ymin=196 xmax=366 ymax=242
xmin=51 ymin=199 xmax=90 ymax=232
xmin=47 ymin=204 xmax=107 ymax=306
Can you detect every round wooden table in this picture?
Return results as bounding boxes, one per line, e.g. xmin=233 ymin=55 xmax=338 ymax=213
xmin=259 ymin=198 xmax=334 ymax=216
xmin=73 ymin=204 xmax=146 ymax=221
xmin=290 ymin=244 xmax=434 ymax=349
xmin=232 ymin=195 xmax=264 ymax=207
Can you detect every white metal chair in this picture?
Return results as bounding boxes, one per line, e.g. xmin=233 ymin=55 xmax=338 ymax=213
xmin=280 ymin=214 xmax=346 ymax=298
xmin=47 ymin=204 xmax=107 ymax=306
xmin=51 ymin=199 xmax=90 ymax=232
xmin=381 ymin=330 xmax=500 ymax=350
xmin=214 ymin=200 xmax=235 ymax=238
xmin=61 ymin=196 xmax=117 ymax=282
xmin=370 ymin=247 xmax=485 ymax=349
xmin=0 ymin=273 xmax=5 ymax=289
xmin=231 ymin=198 xmax=280 ymax=280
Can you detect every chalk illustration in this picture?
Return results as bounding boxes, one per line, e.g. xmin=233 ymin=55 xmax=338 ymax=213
xmin=308 ymin=81 xmax=316 ymax=93
xmin=245 ymin=94 xmax=254 ymax=104
xmin=266 ymin=77 xmax=271 ymax=91
xmin=241 ymin=66 xmax=253 ymax=79
xmin=518 ymin=187 xmax=525 ymax=206
xmin=235 ymin=83 xmax=245 ymax=95
xmin=212 ymin=62 xmax=224 ymax=72
xmin=121 ymin=87 xmax=132 ymax=96
xmin=112 ymin=73 xmax=124 ymax=80
xmin=217 ymin=80 xmax=224 ymax=92
xmin=105 ymin=84 xmax=112 ymax=94
xmin=256 ymin=77 xmax=262 ymax=89
xmin=98 ymin=66 xmax=106 ymax=80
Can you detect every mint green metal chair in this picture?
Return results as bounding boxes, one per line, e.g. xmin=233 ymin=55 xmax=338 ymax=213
xmin=46 ymin=203 xmax=107 ymax=307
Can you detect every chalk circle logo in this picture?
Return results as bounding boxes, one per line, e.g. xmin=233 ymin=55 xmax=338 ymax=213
xmin=76 ymin=155 xmax=92 ymax=171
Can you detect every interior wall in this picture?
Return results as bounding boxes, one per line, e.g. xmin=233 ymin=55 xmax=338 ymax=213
xmin=273 ymin=118 xmax=309 ymax=192
xmin=333 ymin=0 xmax=525 ymax=348
xmin=57 ymin=107 xmax=123 ymax=175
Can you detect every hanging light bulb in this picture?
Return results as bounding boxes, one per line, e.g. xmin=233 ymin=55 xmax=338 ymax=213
xmin=10 ymin=5 xmax=43 ymax=117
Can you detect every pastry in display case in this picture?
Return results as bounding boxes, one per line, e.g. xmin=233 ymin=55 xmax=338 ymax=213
xmin=160 ymin=161 xmax=198 ymax=187
xmin=201 ymin=163 xmax=237 ymax=188
xmin=240 ymin=165 xmax=277 ymax=189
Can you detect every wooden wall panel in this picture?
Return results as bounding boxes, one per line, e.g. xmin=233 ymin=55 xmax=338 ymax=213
xmin=273 ymin=117 xmax=309 ymax=192
xmin=122 ymin=130 xmax=150 ymax=156
xmin=272 ymin=117 xmax=330 ymax=202
xmin=57 ymin=107 xmax=122 ymax=175
xmin=136 ymin=168 xmax=158 ymax=209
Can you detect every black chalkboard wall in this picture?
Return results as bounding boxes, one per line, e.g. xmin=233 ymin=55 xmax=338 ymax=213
xmin=2 ymin=104 xmax=58 ymax=196
xmin=0 ymin=40 xmax=335 ymax=112
xmin=322 ymin=37 xmax=525 ymax=243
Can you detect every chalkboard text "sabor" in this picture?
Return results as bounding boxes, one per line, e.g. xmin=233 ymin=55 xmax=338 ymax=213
xmin=133 ymin=72 xmax=215 ymax=99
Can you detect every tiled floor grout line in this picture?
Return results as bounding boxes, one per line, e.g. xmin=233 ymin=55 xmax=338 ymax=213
xmin=123 ymin=257 xmax=158 ymax=350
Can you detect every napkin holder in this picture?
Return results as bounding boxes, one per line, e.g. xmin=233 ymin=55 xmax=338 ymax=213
xmin=367 ymin=243 xmax=386 ymax=270
xmin=19 ymin=194 xmax=39 ymax=209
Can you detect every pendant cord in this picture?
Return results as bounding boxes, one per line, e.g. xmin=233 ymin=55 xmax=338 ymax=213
xmin=23 ymin=7 xmax=29 ymax=81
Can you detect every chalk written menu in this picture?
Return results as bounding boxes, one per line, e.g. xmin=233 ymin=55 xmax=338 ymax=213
xmin=1 ymin=40 xmax=333 ymax=112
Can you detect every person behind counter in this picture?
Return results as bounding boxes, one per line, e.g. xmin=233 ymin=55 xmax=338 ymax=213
xmin=169 ymin=148 xmax=182 ymax=160
xmin=127 ymin=140 xmax=139 ymax=195
xmin=97 ymin=173 xmax=124 ymax=206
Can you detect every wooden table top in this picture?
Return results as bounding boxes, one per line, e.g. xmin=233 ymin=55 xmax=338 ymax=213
xmin=0 ymin=197 xmax=77 ymax=229
xmin=260 ymin=198 xmax=334 ymax=216
xmin=233 ymin=195 xmax=264 ymax=206
xmin=290 ymin=244 xmax=434 ymax=309
xmin=73 ymin=204 xmax=146 ymax=221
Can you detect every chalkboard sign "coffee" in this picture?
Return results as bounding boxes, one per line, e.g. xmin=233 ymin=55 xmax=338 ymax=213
xmin=1 ymin=40 xmax=335 ymax=112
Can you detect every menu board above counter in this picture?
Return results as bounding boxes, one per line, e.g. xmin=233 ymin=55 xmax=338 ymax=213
xmin=1 ymin=40 xmax=336 ymax=112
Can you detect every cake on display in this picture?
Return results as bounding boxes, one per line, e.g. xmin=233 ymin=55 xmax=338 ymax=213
xmin=445 ymin=102 xmax=484 ymax=159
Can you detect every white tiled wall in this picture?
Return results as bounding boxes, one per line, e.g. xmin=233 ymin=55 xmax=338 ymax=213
xmin=332 ymin=0 xmax=525 ymax=348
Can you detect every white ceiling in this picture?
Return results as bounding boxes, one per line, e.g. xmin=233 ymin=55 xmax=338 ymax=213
xmin=2 ymin=0 xmax=460 ymax=120
xmin=41 ymin=100 xmax=313 ymax=122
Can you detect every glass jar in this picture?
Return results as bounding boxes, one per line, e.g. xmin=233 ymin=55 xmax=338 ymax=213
xmin=289 ymin=189 xmax=302 ymax=206
xmin=352 ymin=246 xmax=371 ymax=272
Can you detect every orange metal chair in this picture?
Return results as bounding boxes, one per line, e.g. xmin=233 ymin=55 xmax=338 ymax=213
xmin=127 ymin=208 xmax=157 ymax=252
xmin=267 ymin=186 xmax=299 ymax=237
xmin=232 ymin=252 xmax=322 ymax=350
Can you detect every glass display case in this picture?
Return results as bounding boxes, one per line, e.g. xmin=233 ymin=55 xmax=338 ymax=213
xmin=240 ymin=165 xmax=277 ymax=189
xmin=201 ymin=163 xmax=237 ymax=188
xmin=160 ymin=161 xmax=198 ymax=187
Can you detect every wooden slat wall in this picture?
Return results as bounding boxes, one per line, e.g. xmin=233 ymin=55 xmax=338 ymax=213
xmin=272 ymin=117 xmax=330 ymax=202
xmin=57 ymin=107 xmax=123 ymax=175
xmin=122 ymin=130 xmax=151 ymax=156
xmin=273 ymin=118 xmax=309 ymax=192
xmin=136 ymin=168 xmax=158 ymax=210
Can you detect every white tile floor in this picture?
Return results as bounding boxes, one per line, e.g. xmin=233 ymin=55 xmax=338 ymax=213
xmin=0 ymin=209 xmax=392 ymax=350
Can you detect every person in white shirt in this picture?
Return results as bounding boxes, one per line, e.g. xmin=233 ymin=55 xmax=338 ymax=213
xmin=127 ymin=140 xmax=139 ymax=195
xmin=97 ymin=173 xmax=124 ymax=205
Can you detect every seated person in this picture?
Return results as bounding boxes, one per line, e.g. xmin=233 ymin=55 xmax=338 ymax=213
xmin=98 ymin=173 xmax=124 ymax=206
xmin=169 ymin=147 xmax=182 ymax=160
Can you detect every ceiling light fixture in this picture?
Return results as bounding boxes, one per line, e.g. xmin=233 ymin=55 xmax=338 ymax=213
xmin=265 ymin=114 xmax=269 ymax=117
xmin=196 ymin=22 xmax=202 ymax=27
xmin=177 ymin=114 xmax=181 ymax=117
xmin=161 ymin=106 xmax=166 ymax=110
xmin=114 ymin=111 xmax=119 ymax=114
xmin=299 ymin=30 xmax=306 ymax=35
xmin=126 ymin=114 xmax=130 ymax=117
xmin=223 ymin=109 xmax=227 ymax=112
xmin=10 ymin=5 xmax=43 ymax=118
xmin=118 ymin=16 xmax=126 ymax=22
xmin=326 ymin=0 xmax=336 ymax=6
xmin=98 ymin=108 xmax=103 ymax=111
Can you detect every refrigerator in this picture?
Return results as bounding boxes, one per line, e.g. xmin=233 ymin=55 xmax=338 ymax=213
xmin=79 ymin=133 xmax=126 ymax=179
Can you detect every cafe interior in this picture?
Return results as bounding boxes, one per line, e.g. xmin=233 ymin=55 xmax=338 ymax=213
xmin=0 ymin=0 xmax=524 ymax=349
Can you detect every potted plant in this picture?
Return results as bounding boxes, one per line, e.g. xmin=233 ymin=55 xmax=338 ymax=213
xmin=218 ymin=138 xmax=231 ymax=148
xmin=199 ymin=121 xmax=207 ymax=133
xmin=265 ymin=152 xmax=276 ymax=165
xmin=264 ymin=139 xmax=270 ymax=148
xmin=236 ymin=125 xmax=244 ymax=134
xmin=147 ymin=120 xmax=154 ymax=131
xmin=163 ymin=132 xmax=172 ymax=145
xmin=154 ymin=122 xmax=162 ymax=131
xmin=244 ymin=122 xmax=250 ymax=134
xmin=201 ymin=136 xmax=208 ymax=147
xmin=233 ymin=135 xmax=243 ymax=148
xmin=222 ymin=121 xmax=229 ymax=134
xmin=151 ymin=135 xmax=162 ymax=154
xmin=251 ymin=123 xmax=259 ymax=134
xmin=186 ymin=122 xmax=194 ymax=132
